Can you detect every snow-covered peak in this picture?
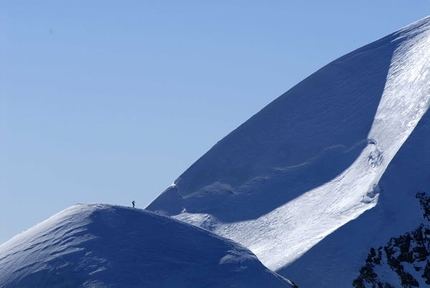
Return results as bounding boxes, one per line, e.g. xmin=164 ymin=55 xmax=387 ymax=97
xmin=147 ymin=15 xmax=430 ymax=286
xmin=0 ymin=204 xmax=294 ymax=287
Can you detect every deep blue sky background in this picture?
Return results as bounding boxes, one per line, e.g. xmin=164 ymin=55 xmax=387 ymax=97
xmin=1 ymin=1 xmax=429 ymax=244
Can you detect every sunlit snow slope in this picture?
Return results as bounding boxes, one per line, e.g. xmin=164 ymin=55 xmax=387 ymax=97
xmin=0 ymin=204 xmax=293 ymax=288
xmin=147 ymin=16 xmax=430 ymax=285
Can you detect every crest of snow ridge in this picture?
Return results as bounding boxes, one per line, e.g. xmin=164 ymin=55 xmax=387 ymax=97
xmin=147 ymin=15 xmax=430 ymax=272
xmin=0 ymin=204 xmax=293 ymax=288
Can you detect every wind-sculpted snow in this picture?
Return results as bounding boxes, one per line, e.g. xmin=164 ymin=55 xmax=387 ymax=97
xmin=279 ymin=88 xmax=430 ymax=287
xmin=148 ymin=37 xmax=395 ymax=221
xmin=0 ymin=204 xmax=293 ymax=288
xmin=147 ymin=15 xmax=430 ymax=285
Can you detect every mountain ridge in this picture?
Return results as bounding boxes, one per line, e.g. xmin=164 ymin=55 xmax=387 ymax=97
xmin=147 ymin=15 xmax=430 ymax=286
xmin=0 ymin=204 xmax=294 ymax=288
xmin=2 ymin=15 xmax=430 ymax=288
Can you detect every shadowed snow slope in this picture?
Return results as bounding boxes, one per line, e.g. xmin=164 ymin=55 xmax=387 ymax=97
xmin=0 ymin=204 xmax=293 ymax=288
xmin=147 ymin=16 xmax=430 ymax=286
xmin=278 ymin=107 xmax=430 ymax=287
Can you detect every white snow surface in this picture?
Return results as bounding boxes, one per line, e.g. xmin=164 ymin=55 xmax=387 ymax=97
xmin=147 ymin=16 xmax=430 ymax=286
xmin=0 ymin=204 xmax=294 ymax=288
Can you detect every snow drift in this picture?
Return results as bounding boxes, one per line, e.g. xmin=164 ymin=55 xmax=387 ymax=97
xmin=0 ymin=204 xmax=293 ymax=288
xmin=147 ymin=16 xmax=430 ymax=286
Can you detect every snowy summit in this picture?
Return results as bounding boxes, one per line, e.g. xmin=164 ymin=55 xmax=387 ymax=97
xmin=0 ymin=204 xmax=293 ymax=288
xmin=147 ymin=16 xmax=430 ymax=287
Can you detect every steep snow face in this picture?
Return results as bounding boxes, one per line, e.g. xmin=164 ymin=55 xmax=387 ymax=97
xmin=147 ymin=15 xmax=430 ymax=274
xmin=279 ymin=107 xmax=430 ymax=287
xmin=0 ymin=204 xmax=293 ymax=288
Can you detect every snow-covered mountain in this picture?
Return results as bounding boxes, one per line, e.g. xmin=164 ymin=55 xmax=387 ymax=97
xmin=147 ymin=16 xmax=430 ymax=286
xmin=2 ymin=15 xmax=429 ymax=288
xmin=0 ymin=204 xmax=294 ymax=288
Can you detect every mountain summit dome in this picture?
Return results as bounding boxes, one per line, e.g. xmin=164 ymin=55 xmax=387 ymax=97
xmin=147 ymin=16 xmax=430 ymax=287
xmin=0 ymin=204 xmax=294 ymax=288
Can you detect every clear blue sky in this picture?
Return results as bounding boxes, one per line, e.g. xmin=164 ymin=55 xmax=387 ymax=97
xmin=1 ymin=1 xmax=429 ymax=244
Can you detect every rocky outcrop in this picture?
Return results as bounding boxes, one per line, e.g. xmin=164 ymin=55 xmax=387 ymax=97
xmin=353 ymin=192 xmax=430 ymax=287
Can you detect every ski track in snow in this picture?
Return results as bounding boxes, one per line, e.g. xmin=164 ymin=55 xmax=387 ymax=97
xmin=175 ymin=19 xmax=430 ymax=271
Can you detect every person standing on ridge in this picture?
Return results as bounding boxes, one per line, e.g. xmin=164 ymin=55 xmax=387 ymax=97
xmin=132 ymin=200 xmax=135 ymax=208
